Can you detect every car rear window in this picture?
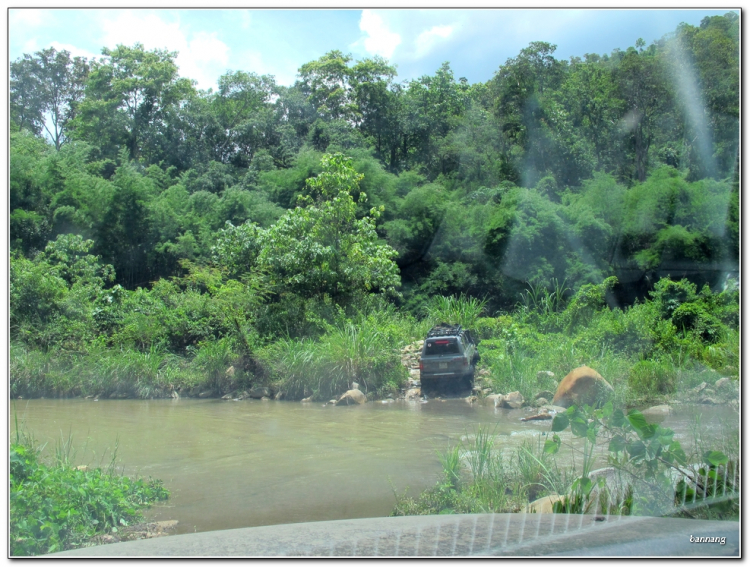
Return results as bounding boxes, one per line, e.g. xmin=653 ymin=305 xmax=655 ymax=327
xmin=424 ymin=338 xmax=460 ymax=355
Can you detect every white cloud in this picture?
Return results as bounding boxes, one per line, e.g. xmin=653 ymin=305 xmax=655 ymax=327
xmin=100 ymin=11 xmax=186 ymax=52
xmin=180 ymin=32 xmax=230 ymax=89
xmin=235 ymin=50 xmax=297 ymax=87
xmin=99 ymin=11 xmax=230 ymax=90
xmin=22 ymin=39 xmax=39 ymax=54
xmin=415 ymin=24 xmax=454 ymax=57
xmin=50 ymin=42 xmax=100 ymax=61
xmin=358 ymin=9 xmax=401 ymax=59
xmin=10 ymin=9 xmax=47 ymax=28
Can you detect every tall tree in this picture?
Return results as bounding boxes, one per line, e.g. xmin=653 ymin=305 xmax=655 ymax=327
xmin=75 ymin=43 xmax=194 ymax=162
xmin=297 ymin=50 xmax=356 ymax=121
xmin=491 ymin=42 xmax=568 ymax=185
xmin=10 ymin=48 xmax=89 ymax=150
xmin=615 ymin=48 xmax=669 ymax=182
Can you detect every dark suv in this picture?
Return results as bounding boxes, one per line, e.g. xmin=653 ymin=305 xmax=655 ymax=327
xmin=419 ymin=324 xmax=480 ymax=394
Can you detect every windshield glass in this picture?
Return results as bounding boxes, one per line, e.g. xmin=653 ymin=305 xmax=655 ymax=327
xmin=425 ymin=339 xmax=461 ymax=355
xmin=9 ymin=7 xmax=739 ymax=558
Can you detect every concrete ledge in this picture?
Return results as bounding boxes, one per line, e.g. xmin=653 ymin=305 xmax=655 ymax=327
xmin=45 ymin=514 xmax=739 ymax=557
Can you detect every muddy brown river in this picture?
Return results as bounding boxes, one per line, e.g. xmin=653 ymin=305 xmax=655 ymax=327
xmin=10 ymin=398 xmax=737 ymax=536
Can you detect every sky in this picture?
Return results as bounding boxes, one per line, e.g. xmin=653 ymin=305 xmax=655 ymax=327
xmin=9 ymin=8 xmax=736 ymax=91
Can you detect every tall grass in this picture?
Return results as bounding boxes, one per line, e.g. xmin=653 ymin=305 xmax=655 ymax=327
xmin=265 ymin=315 xmax=408 ymax=400
xmin=392 ymin=427 xmax=573 ymax=516
xmin=11 ymin=343 xmax=203 ymax=398
xmin=424 ymin=294 xmax=487 ymax=329
xmin=192 ymin=337 xmax=241 ymax=393
xmin=518 ymin=278 xmax=570 ymax=327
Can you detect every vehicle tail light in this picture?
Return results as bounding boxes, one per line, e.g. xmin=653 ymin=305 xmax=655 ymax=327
xmin=419 ymin=361 xmax=423 ymax=371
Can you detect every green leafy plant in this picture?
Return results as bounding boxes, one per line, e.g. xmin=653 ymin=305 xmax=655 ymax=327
xmin=544 ymin=402 xmax=736 ymax=517
xmin=10 ymin=435 xmax=169 ymax=556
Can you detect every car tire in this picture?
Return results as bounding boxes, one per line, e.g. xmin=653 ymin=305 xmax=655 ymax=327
xmin=464 ymin=368 xmax=475 ymax=392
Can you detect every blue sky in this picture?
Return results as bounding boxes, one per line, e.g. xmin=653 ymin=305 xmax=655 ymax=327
xmin=9 ymin=8 xmax=735 ymax=90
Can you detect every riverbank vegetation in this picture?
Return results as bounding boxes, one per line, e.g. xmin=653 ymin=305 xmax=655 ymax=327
xmin=10 ymin=428 xmax=169 ymax=556
xmin=392 ymin=404 xmax=739 ymax=520
xmin=10 ymin=14 xmax=739 ymax=403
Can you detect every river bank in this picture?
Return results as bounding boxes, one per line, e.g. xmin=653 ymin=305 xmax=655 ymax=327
xmin=10 ymin=279 xmax=740 ymax=411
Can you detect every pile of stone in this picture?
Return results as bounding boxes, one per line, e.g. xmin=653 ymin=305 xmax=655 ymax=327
xmin=683 ymin=376 xmax=739 ymax=405
xmin=400 ymin=340 xmax=424 ymax=388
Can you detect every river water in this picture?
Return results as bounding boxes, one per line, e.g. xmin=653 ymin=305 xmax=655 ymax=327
xmin=10 ymin=398 xmax=737 ymax=535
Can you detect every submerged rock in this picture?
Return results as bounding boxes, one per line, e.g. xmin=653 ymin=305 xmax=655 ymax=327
xmin=335 ymin=388 xmax=367 ymax=405
xmin=495 ymin=391 xmax=524 ymax=409
xmin=642 ymin=404 xmax=671 ymax=421
xmin=520 ymin=410 xmax=553 ymax=422
xmin=404 ymin=388 xmax=421 ymax=400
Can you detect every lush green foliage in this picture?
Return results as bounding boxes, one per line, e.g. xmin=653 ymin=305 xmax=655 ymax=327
xmin=545 ymin=403 xmax=738 ymax=518
xmin=9 ymin=15 xmax=739 ymax=402
xmin=10 ymin=437 xmax=169 ymax=556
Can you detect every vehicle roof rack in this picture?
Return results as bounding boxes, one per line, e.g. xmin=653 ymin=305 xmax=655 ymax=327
xmin=427 ymin=323 xmax=462 ymax=338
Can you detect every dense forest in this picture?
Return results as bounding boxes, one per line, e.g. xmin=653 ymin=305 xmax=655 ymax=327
xmin=10 ymin=13 xmax=739 ymax=401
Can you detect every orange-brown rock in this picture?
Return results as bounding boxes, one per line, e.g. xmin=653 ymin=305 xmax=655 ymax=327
xmin=525 ymin=494 xmax=564 ymax=514
xmin=552 ymin=366 xmax=613 ymax=408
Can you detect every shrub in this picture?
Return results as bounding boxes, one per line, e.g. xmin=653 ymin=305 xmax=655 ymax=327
xmin=10 ymin=438 xmax=169 ymax=556
xmin=628 ymin=359 xmax=677 ymax=395
xmin=650 ymin=278 xmax=698 ymax=319
xmin=671 ymin=302 xmax=722 ymax=343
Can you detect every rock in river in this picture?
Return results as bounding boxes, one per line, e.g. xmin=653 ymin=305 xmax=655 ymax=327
xmin=552 ymin=366 xmax=613 ymax=408
xmin=248 ymin=387 xmax=271 ymax=399
xmin=495 ymin=391 xmax=524 ymax=409
xmin=335 ymin=388 xmax=367 ymax=405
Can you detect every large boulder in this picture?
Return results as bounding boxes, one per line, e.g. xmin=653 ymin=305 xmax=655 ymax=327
xmin=715 ymin=377 xmax=737 ymax=394
xmin=552 ymin=366 xmax=613 ymax=408
xmin=248 ymin=387 xmax=270 ymax=399
xmin=335 ymin=389 xmax=367 ymax=405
